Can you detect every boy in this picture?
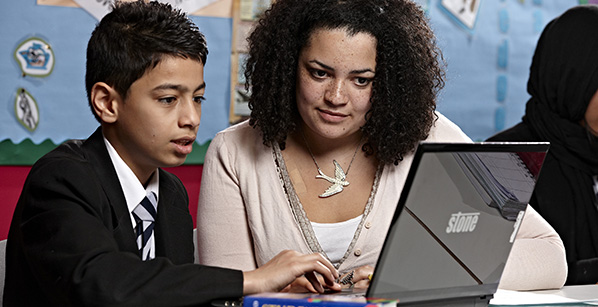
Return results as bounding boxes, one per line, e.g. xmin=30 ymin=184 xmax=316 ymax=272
xmin=3 ymin=2 xmax=339 ymax=306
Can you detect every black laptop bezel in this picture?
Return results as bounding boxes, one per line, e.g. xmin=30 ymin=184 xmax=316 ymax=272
xmin=366 ymin=141 xmax=550 ymax=303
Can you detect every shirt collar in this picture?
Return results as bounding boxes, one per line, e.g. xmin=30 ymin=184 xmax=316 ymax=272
xmin=103 ymin=136 xmax=159 ymax=214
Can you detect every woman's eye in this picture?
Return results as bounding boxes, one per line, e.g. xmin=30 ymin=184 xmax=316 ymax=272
xmin=355 ymin=77 xmax=371 ymax=86
xmin=311 ymin=69 xmax=328 ymax=78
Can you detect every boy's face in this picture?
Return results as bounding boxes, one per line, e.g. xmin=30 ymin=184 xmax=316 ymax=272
xmin=112 ymin=56 xmax=205 ymax=181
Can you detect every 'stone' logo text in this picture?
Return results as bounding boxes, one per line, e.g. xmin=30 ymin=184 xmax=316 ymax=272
xmin=446 ymin=212 xmax=479 ymax=233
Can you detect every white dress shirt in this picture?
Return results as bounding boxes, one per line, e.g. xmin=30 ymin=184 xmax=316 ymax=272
xmin=104 ymin=136 xmax=159 ymax=259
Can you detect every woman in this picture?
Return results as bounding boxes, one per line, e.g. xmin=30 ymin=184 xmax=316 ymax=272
xmin=198 ymin=0 xmax=566 ymax=291
xmin=488 ymin=5 xmax=598 ymax=285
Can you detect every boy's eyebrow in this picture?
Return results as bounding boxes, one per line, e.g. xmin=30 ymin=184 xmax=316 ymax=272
xmin=152 ymin=82 xmax=206 ymax=92
xmin=309 ymin=60 xmax=375 ymax=75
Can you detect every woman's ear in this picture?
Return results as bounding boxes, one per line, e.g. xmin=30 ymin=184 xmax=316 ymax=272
xmin=90 ymin=82 xmax=120 ymax=124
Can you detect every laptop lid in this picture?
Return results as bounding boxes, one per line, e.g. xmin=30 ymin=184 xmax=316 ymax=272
xmin=366 ymin=142 xmax=549 ymax=304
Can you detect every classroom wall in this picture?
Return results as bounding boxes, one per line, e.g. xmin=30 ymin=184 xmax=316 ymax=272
xmin=0 ymin=165 xmax=203 ymax=240
xmin=0 ymin=1 xmax=583 ymax=145
xmin=0 ymin=0 xmax=589 ymax=239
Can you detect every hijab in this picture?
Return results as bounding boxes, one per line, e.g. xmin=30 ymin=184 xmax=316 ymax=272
xmin=523 ymin=5 xmax=598 ymax=284
xmin=525 ymin=5 xmax=598 ymax=171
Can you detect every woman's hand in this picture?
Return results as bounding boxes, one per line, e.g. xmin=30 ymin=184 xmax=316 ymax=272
xmin=337 ymin=265 xmax=374 ymax=289
xmin=280 ymin=274 xmax=344 ymax=293
xmin=242 ymin=250 xmax=341 ymax=295
xmin=282 ymin=264 xmax=375 ymax=293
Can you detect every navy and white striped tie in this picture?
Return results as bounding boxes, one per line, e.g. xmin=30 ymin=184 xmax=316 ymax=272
xmin=133 ymin=191 xmax=157 ymax=261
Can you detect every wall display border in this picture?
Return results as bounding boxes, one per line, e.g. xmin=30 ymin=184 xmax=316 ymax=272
xmin=0 ymin=139 xmax=210 ymax=166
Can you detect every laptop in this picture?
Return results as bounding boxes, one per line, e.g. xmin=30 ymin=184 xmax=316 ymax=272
xmin=363 ymin=142 xmax=550 ymax=306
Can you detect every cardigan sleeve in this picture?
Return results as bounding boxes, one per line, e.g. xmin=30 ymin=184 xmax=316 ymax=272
xmin=498 ymin=205 xmax=568 ymax=290
xmin=196 ymin=131 xmax=258 ymax=271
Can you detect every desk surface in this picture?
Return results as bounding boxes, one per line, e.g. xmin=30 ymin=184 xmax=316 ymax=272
xmin=490 ymin=284 xmax=598 ymax=306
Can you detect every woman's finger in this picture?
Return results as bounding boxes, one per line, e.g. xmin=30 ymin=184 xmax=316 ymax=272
xmin=281 ymin=276 xmax=318 ymax=293
xmin=354 ymin=265 xmax=374 ymax=282
xmin=304 ymin=271 xmax=324 ymax=293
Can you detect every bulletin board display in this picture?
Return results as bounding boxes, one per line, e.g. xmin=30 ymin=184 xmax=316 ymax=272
xmin=0 ymin=0 xmax=593 ymax=166
xmin=37 ymin=0 xmax=233 ymax=18
xmin=0 ymin=0 xmax=233 ymax=164
xmin=430 ymin=0 xmax=584 ymax=140
xmin=228 ymin=0 xmax=271 ymax=124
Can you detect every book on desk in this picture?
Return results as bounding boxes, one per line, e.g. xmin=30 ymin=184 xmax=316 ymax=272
xmin=489 ymin=284 xmax=598 ymax=306
xmin=243 ymin=292 xmax=398 ymax=307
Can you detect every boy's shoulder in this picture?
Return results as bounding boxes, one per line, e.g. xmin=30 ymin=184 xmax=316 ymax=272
xmin=28 ymin=128 xmax=108 ymax=182
xmin=37 ymin=128 xmax=101 ymax=163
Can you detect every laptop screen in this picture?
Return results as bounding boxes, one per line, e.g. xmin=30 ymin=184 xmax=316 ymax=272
xmin=367 ymin=142 xmax=549 ymax=304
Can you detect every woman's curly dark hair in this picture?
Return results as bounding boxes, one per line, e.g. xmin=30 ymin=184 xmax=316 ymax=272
xmin=245 ymin=0 xmax=444 ymax=164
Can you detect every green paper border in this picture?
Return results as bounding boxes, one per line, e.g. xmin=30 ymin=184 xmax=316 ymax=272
xmin=0 ymin=139 xmax=209 ymax=166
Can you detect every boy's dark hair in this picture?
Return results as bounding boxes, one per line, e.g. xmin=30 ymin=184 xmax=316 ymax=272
xmin=245 ymin=0 xmax=443 ymax=164
xmin=85 ymin=1 xmax=208 ymax=122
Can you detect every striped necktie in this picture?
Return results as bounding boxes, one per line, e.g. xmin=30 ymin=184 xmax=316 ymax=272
xmin=133 ymin=191 xmax=157 ymax=261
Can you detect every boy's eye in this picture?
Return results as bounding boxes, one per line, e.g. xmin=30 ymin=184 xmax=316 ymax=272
xmin=159 ymin=97 xmax=176 ymax=104
xmin=194 ymin=96 xmax=205 ymax=104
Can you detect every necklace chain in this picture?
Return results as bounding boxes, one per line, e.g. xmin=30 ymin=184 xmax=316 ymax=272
xmin=300 ymin=130 xmax=362 ymax=197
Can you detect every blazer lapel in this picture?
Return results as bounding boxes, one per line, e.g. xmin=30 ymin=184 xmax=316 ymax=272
xmin=82 ymin=128 xmax=139 ymax=256
xmin=154 ymin=169 xmax=195 ymax=264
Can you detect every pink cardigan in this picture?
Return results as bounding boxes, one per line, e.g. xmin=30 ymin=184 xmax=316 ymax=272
xmin=196 ymin=113 xmax=567 ymax=291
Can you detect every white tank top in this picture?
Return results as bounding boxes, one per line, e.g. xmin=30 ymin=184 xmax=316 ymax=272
xmin=311 ymin=214 xmax=363 ymax=265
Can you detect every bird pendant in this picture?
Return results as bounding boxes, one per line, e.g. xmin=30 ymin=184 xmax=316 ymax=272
xmin=316 ymin=160 xmax=350 ymax=197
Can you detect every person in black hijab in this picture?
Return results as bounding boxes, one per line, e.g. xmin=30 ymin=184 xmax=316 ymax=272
xmin=487 ymin=5 xmax=598 ymax=285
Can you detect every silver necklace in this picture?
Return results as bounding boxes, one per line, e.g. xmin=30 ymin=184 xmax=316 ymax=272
xmin=301 ymin=130 xmax=362 ymax=198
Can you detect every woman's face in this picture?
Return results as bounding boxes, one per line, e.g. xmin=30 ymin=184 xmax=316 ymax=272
xmin=583 ymin=89 xmax=598 ymax=136
xmin=296 ymin=28 xmax=376 ymax=142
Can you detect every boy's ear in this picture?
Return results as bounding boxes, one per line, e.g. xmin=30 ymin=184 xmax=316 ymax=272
xmin=90 ymin=82 xmax=121 ymax=124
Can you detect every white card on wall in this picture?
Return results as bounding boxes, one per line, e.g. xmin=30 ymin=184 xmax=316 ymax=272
xmin=441 ymin=0 xmax=481 ymax=30
xmin=73 ymin=0 xmax=114 ymax=21
xmin=165 ymin=0 xmax=220 ymax=15
xmin=73 ymin=0 xmax=219 ymax=21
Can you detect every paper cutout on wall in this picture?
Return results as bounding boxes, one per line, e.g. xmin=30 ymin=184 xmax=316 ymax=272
xmin=38 ymin=0 xmax=232 ymax=18
xmin=73 ymin=0 xmax=220 ymax=21
xmin=497 ymin=40 xmax=508 ymax=69
xmin=494 ymin=105 xmax=506 ymax=131
xmin=496 ymin=75 xmax=507 ymax=103
xmin=499 ymin=8 xmax=509 ymax=33
xmin=14 ymin=88 xmax=40 ymax=132
xmin=412 ymin=0 xmax=430 ymax=12
xmin=233 ymin=85 xmax=251 ymax=116
xmin=240 ymin=0 xmax=271 ymax=21
xmin=440 ymin=0 xmax=482 ymax=32
xmin=14 ymin=37 xmax=55 ymax=78
xmin=165 ymin=0 xmax=220 ymax=16
xmin=72 ymin=0 xmax=114 ymax=21
xmin=495 ymin=2 xmax=509 ymax=133
xmin=237 ymin=53 xmax=248 ymax=84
